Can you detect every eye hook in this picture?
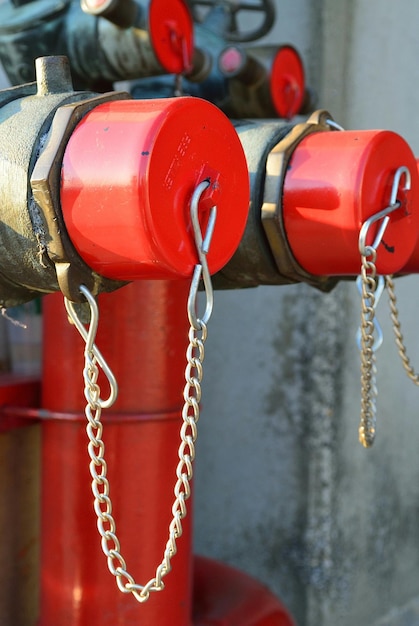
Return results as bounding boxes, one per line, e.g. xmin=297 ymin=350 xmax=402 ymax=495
xmin=389 ymin=165 xmax=411 ymax=206
xmin=188 ymin=179 xmax=217 ymax=329
xmin=64 ymin=285 xmax=118 ymax=409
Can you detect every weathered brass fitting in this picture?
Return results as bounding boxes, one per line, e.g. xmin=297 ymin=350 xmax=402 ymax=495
xmin=0 ymin=55 xmax=127 ymax=306
xmin=261 ymin=110 xmax=337 ymax=290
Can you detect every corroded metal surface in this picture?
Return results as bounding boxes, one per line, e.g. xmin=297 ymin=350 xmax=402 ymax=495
xmin=0 ymin=56 xmax=125 ymax=306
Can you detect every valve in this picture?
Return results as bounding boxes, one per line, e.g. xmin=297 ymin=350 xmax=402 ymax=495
xmin=213 ymin=111 xmax=419 ymax=290
xmin=0 ymin=0 xmax=307 ymax=119
xmin=80 ymin=0 xmax=194 ymax=75
xmin=0 ymin=55 xmax=249 ymax=306
xmin=132 ymin=22 xmax=308 ymax=120
xmin=181 ymin=1 xmax=309 ymax=118
xmin=218 ymin=44 xmax=306 ymax=119
xmin=0 ymin=0 xmax=194 ymax=89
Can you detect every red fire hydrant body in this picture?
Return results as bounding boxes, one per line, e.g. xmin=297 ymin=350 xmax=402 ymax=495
xmin=41 ymin=281 xmax=194 ymax=625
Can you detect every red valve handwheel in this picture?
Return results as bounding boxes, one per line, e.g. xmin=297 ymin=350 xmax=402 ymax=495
xmin=61 ymin=96 xmax=249 ymax=281
xmin=148 ymin=0 xmax=194 ymax=74
xmin=270 ymin=45 xmax=305 ymax=119
xmin=282 ymin=129 xmax=419 ymax=276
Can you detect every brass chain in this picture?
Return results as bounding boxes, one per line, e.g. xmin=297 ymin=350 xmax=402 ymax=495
xmin=386 ymin=274 xmax=419 ymax=385
xmin=357 ymin=165 xmax=411 ymax=448
xmin=358 ymin=250 xmax=379 ymax=448
xmin=64 ymin=179 xmax=216 ymax=603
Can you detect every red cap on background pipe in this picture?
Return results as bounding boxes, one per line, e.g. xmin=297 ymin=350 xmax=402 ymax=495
xmin=60 ymin=97 xmax=249 ymax=281
xmin=149 ymin=0 xmax=194 ymax=73
xmin=282 ymin=129 xmax=419 ymax=275
xmin=270 ymin=45 xmax=305 ymax=119
xmin=81 ymin=0 xmax=194 ymax=73
xmin=220 ymin=44 xmax=305 ymax=119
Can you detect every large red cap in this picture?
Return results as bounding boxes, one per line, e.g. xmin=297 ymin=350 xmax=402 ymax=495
xmin=282 ymin=129 xmax=419 ymax=276
xmin=60 ymin=97 xmax=249 ymax=281
xmin=148 ymin=0 xmax=194 ymax=74
xmin=270 ymin=45 xmax=305 ymax=119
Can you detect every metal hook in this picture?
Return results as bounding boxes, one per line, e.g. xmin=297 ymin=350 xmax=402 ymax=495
xmin=64 ymin=285 xmax=118 ymax=409
xmin=389 ymin=165 xmax=411 ymax=206
xmin=187 ymin=179 xmax=217 ymax=329
xmin=359 ymin=165 xmax=411 ymax=256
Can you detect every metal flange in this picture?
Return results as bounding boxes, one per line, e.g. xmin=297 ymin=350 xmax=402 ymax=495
xmin=31 ymin=90 xmax=131 ymax=302
xmin=261 ymin=109 xmax=338 ymax=290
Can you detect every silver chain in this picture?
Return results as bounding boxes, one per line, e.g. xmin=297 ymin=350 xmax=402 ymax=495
xmin=64 ymin=179 xmax=216 ymax=603
xmin=357 ymin=165 xmax=411 ymax=447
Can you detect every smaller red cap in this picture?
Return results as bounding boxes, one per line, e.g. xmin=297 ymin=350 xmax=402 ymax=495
xmin=148 ymin=0 xmax=194 ymax=74
xmin=270 ymin=45 xmax=305 ymax=119
xmin=283 ymin=129 xmax=419 ymax=276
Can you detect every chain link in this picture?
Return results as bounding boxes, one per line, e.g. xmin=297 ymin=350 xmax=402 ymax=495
xmin=386 ymin=274 xmax=419 ymax=385
xmin=64 ymin=179 xmax=216 ymax=603
xmin=358 ymin=250 xmax=379 ymax=447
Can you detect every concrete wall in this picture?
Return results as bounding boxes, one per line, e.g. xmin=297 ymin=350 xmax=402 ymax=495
xmin=194 ymin=2 xmax=419 ymax=626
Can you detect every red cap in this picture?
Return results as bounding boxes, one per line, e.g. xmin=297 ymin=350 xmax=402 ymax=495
xmin=60 ymin=97 xmax=249 ymax=281
xmin=148 ymin=0 xmax=194 ymax=74
xmin=270 ymin=45 xmax=305 ymax=119
xmin=283 ymin=129 xmax=419 ymax=275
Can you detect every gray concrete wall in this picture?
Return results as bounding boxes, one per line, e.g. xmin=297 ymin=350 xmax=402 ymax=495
xmin=194 ymin=2 xmax=419 ymax=626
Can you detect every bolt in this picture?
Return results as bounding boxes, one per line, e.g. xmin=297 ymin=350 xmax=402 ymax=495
xmin=36 ymin=56 xmax=74 ymax=97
